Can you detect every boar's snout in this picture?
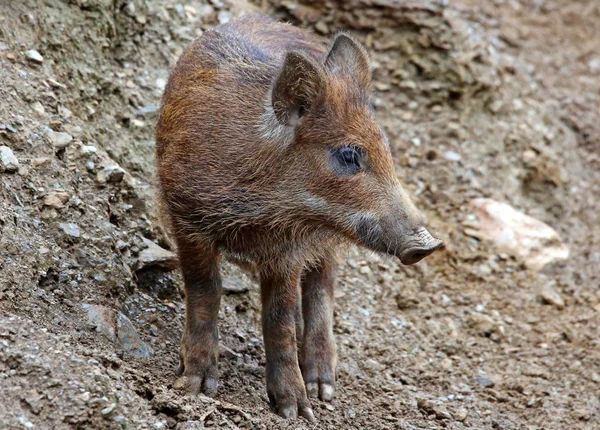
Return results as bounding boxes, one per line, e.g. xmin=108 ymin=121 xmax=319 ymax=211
xmin=398 ymin=228 xmax=443 ymax=265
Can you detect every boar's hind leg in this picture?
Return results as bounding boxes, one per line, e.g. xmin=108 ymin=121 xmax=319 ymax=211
xmin=173 ymin=237 xmax=222 ymax=397
xmin=300 ymin=253 xmax=337 ymax=402
xmin=260 ymin=267 xmax=316 ymax=422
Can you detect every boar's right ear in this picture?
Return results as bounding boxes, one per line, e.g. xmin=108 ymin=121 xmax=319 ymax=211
xmin=271 ymin=51 xmax=325 ymax=126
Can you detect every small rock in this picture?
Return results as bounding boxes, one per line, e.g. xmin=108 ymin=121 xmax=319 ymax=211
xmin=222 ymin=276 xmax=249 ymax=294
xmin=0 ymin=146 xmax=19 ymax=172
xmin=466 ymin=198 xmax=569 ymax=271
xmin=174 ymin=421 xmax=204 ymax=430
xmin=24 ymin=49 xmax=43 ymax=63
xmin=43 ymin=192 xmax=69 ymax=209
xmin=417 ymin=398 xmax=451 ymax=420
xmin=467 ymin=312 xmax=496 ymax=336
xmin=115 ymin=240 xmax=128 ymax=250
xmin=6 ymin=53 xmax=16 ymax=62
xmin=79 ymin=145 xmax=98 ymax=157
xmin=96 ymin=165 xmax=126 ymax=184
xmin=364 ymin=358 xmax=385 ymax=371
xmin=82 ymin=304 xmax=117 ymax=342
xmin=59 ymin=222 xmax=81 ymax=238
xmin=315 ymin=21 xmax=329 ymax=34
xmin=47 ymin=130 xmax=73 ymax=148
xmin=31 ymin=101 xmax=46 ymax=116
xmin=117 ymin=312 xmax=153 ymax=358
xmin=137 ymin=238 xmax=178 ymax=270
xmin=32 ymin=157 xmax=51 ymax=167
xmin=444 ymin=151 xmax=462 ymax=162
xmin=155 ymin=78 xmax=166 ymax=91
xmin=453 ymin=408 xmax=468 ymax=422
xmin=101 ymin=403 xmax=117 ymax=415
xmin=219 ymin=343 xmax=241 ymax=359
xmin=476 ymin=376 xmax=495 ymax=388
xmin=539 ymin=282 xmax=565 ymax=309
xmin=217 ymin=10 xmax=230 ymax=24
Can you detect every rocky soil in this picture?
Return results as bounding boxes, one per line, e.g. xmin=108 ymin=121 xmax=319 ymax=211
xmin=1 ymin=0 xmax=599 ymax=429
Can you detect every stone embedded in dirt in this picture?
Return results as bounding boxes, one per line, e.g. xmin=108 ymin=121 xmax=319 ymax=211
xmin=79 ymin=145 xmax=97 ymax=157
xmin=82 ymin=304 xmax=117 ymax=342
xmin=364 ymin=358 xmax=385 ymax=371
xmin=43 ymin=191 xmax=69 ymax=209
xmin=137 ymin=238 xmax=178 ymax=270
xmin=47 ymin=130 xmax=73 ymax=148
xmin=0 ymin=146 xmax=19 ymax=172
xmin=466 ymin=198 xmax=569 ymax=271
xmin=466 ymin=312 xmax=497 ymax=337
xmin=116 ymin=312 xmax=154 ymax=358
xmin=417 ymin=398 xmax=452 ymax=420
xmin=476 ymin=375 xmax=495 ymax=388
xmin=539 ymin=282 xmax=565 ymax=309
xmin=453 ymin=408 xmax=468 ymax=422
xmin=219 ymin=343 xmax=241 ymax=360
xmin=82 ymin=304 xmax=153 ymax=358
xmin=96 ymin=165 xmax=126 ymax=184
xmin=24 ymin=49 xmax=43 ymax=63
xmin=31 ymin=101 xmax=46 ymax=116
xmin=222 ymin=276 xmax=249 ymax=294
xmin=58 ymin=222 xmax=81 ymax=238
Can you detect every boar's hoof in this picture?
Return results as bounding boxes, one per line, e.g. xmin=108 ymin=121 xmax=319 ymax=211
xmin=268 ymin=391 xmax=316 ymax=422
xmin=305 ymin=381 xmax=335 ymax=402
xmin=173 ymin=373 xmax=218 ymax=397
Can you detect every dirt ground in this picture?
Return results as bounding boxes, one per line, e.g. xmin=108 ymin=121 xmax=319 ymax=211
xmin=1 ymin=0 xmax=599 ymax=429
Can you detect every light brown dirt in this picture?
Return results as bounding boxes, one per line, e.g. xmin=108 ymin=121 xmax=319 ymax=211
xmin=1 ymin=0 xmax=599 ymax=429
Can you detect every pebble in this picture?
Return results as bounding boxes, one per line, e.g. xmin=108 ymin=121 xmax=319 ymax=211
xmin=96 ymin=165 xmax=126 ymax=184
xmin=539 ymin=282 xmax=565 ymax=309
xmin=31 ymin=101 xmax=46 ymax=116
xmin=476 ymin=376 xmax=495 ymax=388
xmin=0 ymin=146 xmax=19 ymax=172
xmin=117 ymin=312 xmax=154 ymax=358
xmin=101 ymin=403 xmax=117 ymax=415
xmin=137 ymin=238 xmax=178 ymax=270
xmin=453 ymin=408 xmax=468 ymax=422
xmin=47 ymin=130 xmax=73 ymax=149
xmin=43 ymin=191 xmax=69 ymax=209
xmin=444 ymin=150 xmax=462 ymax=162
xmin=30 ymin=159 xmax=49 ymax=169
xmin=222 ymin=276 xmax=250 ymax=294
xmin=24 ymin=49 xmax=43 ymax=63
xmin=79 ymin=145 xmax=98 ymax=156
xmin=217 ymin=10 xmax=230 ymax=24
xmin=417 ymin=398 xmax=452 ymax=420
xmin=59 ymin=222 xmax=81 ymax=238
xmin=6 ymin=53 xmax=16 ymax=62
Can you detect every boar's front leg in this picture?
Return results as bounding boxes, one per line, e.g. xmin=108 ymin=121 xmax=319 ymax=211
xmin=173 ymin=238 xmax=222 ymax=397
xmin=300 ymin=253 xmax=337 ymax=402
xmin=260 ymin=268 xmax=316 ymax=422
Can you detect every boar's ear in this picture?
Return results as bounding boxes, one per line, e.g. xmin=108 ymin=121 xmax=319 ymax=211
xmin=272 ymin=51 xmax=325 ymax=126
xmin=325 ymin=33 xmax=371 ymax=88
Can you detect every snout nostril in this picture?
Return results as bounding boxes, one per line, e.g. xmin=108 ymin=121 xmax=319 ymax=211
xmin=400 ymin=238 xmax=443 ymax=265
xmin=410 ymin=251 xmax=428 ymax=260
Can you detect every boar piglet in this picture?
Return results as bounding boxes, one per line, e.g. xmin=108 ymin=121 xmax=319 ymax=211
xmin=156 ymin=13 xmax=442 ymax=421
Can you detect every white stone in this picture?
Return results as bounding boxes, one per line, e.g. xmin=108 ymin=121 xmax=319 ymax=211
xmin=47 ymin=130 xmax=73 ymax=148
xmin=466 ymin=198 xmax=569 ymax=271
xmin=24 ymin=49 xmax=43 ymax=63
xmin=0 ymin=146 xmax=19 ymax=172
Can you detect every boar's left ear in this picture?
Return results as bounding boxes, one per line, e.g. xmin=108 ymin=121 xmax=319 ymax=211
xmin=325 ymin=33 xmax=372 ymax=88
xmin=272 ymin=51 xmax=326 ymax=126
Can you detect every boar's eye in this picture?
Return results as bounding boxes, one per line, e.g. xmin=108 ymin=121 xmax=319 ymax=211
xmin=331 ymin=145 xmax=366 ymax=175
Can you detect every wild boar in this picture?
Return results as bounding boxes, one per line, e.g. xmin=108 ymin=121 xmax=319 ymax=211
xmin=155 ymin=13 xmax=442 ymax=421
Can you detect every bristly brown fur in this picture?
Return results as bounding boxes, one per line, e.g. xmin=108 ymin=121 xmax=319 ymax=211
xmin=155 ymin=13 xmax=440 ymax=421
